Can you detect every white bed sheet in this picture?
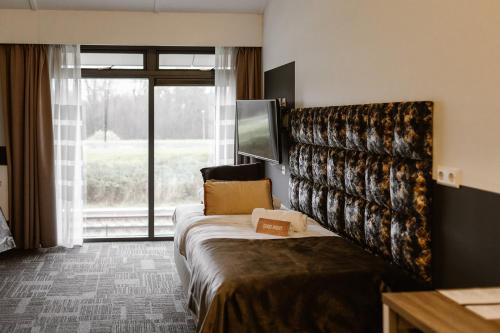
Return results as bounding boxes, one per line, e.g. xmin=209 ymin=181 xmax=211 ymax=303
xmin=173 ymin=204 xmax=337 ymax=260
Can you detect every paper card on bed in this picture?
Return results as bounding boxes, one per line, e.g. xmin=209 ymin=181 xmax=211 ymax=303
xmin=256 ymin=218 xmax=290 ymax=236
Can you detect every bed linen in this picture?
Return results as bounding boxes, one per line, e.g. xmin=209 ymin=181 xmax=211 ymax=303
xmin=188 ymin=236 xmax=418 ymax=333
xmin=173 ymin=204 xmax=336 ymax=258
xmin=173 ymin=204 xmax=420 ymax=333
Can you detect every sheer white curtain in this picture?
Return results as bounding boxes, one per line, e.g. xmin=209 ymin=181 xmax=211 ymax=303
xmin=214 ymin=47 xmax=237 ymax=165
xmin=48 ymin=45 xmax=84 ymax=248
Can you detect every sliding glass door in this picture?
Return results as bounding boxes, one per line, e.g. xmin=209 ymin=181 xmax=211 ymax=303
xmin=81 ymin=79 xmax=149 ymax=238
xmin=80 ymin=46 xmax=217 ymax=240
xmin=154 ymin=86 xmax=216 ymax=236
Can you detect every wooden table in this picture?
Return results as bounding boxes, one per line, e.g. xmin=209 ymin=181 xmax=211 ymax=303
xmin=382 ymin=291 xmax=500 ymax=333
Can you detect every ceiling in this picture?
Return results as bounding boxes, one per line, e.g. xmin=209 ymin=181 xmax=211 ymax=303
xmin=0 ymin=0 xmax=269 ymax=13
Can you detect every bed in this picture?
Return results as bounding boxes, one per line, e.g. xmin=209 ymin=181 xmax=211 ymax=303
xmin=173 ymin=204 xmax=336 ymax=287
xmin=174 ymin=101 xmax=433 ymax=333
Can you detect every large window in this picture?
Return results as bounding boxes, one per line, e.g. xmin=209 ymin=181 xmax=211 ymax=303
xmin=81 ymin=46 xmax=216 ymax=240
xmin=158 ymin=53 xmax=215 ymax=70
xmin=82 ymin=78 xmax=149 ymax=238
xmin=81 ymin=53 xmax=144 ymax=70
xmin=154 ymin=86 xmax=215 ymax=236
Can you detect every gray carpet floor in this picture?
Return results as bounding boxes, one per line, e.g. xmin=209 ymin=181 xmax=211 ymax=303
xmin=0 ymin=242 xmax=196 ymax=333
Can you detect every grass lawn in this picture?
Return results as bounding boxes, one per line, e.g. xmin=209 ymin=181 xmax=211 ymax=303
xmin=84 ymin=139 xmax=213 ymax=208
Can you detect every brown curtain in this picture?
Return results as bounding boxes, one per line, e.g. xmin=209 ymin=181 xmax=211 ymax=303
xmin=235 ymin=47 xmax=262 ymax=165
xmin=0 ymin=44 xmax=57 ymax=249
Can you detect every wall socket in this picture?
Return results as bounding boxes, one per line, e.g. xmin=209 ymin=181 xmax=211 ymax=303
xmin=437 ymin=166 xmax=461 ymax=188
xmin=281 ymin=165 xmax=286 ymax=175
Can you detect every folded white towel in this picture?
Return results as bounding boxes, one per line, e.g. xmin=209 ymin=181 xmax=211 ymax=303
xmin=251 ymin=208 xmax=308 ymax=233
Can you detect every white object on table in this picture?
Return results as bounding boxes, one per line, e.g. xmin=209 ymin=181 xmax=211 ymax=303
xmin=438 ymin=288 xmax=500 ymax=305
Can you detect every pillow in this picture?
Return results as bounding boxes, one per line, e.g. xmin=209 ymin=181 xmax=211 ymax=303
xmin=200 ymin=163 xmax=265 ymax=182
xmin=204 ymin=179 xmax=273 ymax=215
xmin=199 ymin=186 xmax=282 ymax=209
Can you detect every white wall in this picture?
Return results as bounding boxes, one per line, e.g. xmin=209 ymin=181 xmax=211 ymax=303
xmin=263 ymin=0 xmax=500 ymax=194
xmin=0 ymin=9 xmax=262 ymax=46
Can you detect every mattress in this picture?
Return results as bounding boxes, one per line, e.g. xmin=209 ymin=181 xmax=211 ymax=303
xmin=173 ymin=204 xmax=337 ymax=260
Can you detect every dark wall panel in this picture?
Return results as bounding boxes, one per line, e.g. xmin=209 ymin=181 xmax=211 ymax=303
xmin=432 ymin=185 xmax=500 ymax=288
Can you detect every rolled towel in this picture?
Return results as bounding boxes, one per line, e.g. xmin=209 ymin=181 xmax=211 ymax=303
xmin=251 ymin=208 xmax=308 ymax=233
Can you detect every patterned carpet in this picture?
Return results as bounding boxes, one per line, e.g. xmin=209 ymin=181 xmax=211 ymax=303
xmin=0 ymin=242 xmax=196 ymax=333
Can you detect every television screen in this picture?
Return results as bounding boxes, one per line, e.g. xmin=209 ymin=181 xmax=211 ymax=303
xmin=236 ymin=99 xmax=280 ymax=163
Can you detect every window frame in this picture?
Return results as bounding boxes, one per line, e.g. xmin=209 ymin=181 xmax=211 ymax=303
xmin=80 ymin=45 xmax=216 ymax=242
xmin=80 ymin=45 xmax=215 ymax=85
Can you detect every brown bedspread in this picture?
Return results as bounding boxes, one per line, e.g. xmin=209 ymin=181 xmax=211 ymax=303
xmin=188 ymin=236 xmax=422 ymax=333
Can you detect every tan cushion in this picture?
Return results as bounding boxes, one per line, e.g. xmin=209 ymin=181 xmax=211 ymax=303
xmin=204 ymin=179 xmax=274 ymax=215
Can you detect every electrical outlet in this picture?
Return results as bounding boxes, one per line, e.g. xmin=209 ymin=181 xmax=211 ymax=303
xmin=437 ymin=166 xmax=461 ymax=188
xmin=281 ymin=165 xmax=286 ymax=175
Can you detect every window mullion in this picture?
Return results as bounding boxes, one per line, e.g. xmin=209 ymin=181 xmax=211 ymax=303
xmin=146 ymin=48 xmax=157 ymax=72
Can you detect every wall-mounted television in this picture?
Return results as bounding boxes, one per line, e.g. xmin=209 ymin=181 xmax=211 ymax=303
xmin=236 ymin=99 xmax=281 ymax=163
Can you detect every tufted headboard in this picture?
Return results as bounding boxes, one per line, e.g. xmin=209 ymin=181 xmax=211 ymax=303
xmin=288 ymin=102 xmax=433 ymax=283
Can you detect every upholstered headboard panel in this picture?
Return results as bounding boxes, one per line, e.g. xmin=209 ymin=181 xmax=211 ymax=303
xmin=288 ymin=102 xmax=433 ymax=282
